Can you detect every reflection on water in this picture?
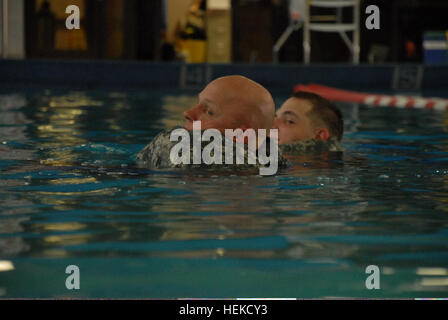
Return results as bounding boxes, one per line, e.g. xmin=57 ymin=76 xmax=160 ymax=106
xmin=0 ymin=89 xmax=448 ymax=298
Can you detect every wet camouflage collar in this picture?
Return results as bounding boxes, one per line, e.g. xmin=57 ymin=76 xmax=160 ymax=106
xmin=279 ymin=137 xmax=344 ymax=155
xmin=137 ymin=127 xmax=288 ymax=171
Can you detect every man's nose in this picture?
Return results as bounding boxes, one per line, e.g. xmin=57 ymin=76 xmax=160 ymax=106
xmin=184 ymin=105 xmax=201 ymax=122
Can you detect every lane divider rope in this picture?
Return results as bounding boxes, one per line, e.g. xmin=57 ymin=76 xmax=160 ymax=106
xmin=294 ymin=83 xmax=448 ymax=111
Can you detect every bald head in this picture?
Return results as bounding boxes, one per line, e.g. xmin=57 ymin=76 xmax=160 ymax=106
xmin=183 ymin=75 xmax=275 ymax=132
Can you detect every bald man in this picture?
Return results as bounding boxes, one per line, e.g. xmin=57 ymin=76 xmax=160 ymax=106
xmin=183 ymin=75 xmax=275 ymax=133
xmin=137 ymin=75 xmax=287 ymax=172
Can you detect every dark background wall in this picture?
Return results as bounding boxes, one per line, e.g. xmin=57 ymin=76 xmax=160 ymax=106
xmin=25 ymin=0 xmax=448 ymax=63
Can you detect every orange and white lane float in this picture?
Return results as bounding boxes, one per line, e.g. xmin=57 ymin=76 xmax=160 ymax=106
xmin=294 ymin=83 xmax=448 ymax=111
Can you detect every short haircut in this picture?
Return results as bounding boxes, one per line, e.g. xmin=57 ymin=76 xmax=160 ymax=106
xmin=292 ymin=91 xmax=344 ymax=141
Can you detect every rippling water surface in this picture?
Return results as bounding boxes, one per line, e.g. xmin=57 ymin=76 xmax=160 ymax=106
xmin=0 ymin=89 xmax=447 ymax=298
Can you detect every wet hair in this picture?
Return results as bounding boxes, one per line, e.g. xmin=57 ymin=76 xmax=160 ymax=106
xmin=292 ymin=91 xmax=344 ymax=141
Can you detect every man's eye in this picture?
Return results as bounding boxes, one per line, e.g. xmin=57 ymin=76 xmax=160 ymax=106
xmin=287 ymin=120 xmax=295 ymax=124
xmin=207 ymin=110 xmax=214 ymax=116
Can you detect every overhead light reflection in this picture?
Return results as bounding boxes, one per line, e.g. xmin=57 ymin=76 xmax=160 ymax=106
xmin=421 ymin=278 xmax=448 ymax=287
xmin=382 ymin=267 xmax=395 ymax=275
xmin=417 ymin=268 xmax=448 ymax=276
xmin=216 ymin=248 xmax=225 ymax=257
xmin=0 ymin=261 xmax=14 ymax=272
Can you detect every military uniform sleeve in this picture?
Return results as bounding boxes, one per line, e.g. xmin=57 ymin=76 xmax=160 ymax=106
xmin=136 ymin=129 xmax=179 ymax=169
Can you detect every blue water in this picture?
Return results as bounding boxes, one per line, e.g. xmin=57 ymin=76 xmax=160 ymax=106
xmin=0 ymin=89 xmax=447 ymax=298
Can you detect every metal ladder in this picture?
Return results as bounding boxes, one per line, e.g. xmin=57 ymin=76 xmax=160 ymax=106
xmin=273 ymin=0 xmax=361 ymax=64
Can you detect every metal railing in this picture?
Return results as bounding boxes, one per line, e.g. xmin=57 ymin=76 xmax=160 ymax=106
xmin=273 ymin=0 xmax=361 ymax=64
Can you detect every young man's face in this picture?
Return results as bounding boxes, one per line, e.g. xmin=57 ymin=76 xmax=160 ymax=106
xmin=272 ymin=97 xmax=318 ymax=145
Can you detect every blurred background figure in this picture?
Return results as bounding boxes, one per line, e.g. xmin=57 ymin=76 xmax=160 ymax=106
xmin=175 ymin=0 xmax=207 ymax=62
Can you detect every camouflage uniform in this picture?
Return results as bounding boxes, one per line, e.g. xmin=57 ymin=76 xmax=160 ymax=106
xmin=136 ymin=127 xmax=289 ymax=173
xmin=279 ymin=137 xmax=344 ymax=155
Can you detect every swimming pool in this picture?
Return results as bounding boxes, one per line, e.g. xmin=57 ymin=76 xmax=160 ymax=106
xmin=0 ymin=88 xmax=447 ymax=298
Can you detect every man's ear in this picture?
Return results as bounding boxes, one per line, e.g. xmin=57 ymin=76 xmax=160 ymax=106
xmin=315 ymin=128 xmax=330 ymax=141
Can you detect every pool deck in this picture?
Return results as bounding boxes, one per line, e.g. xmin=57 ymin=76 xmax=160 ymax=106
xmin=0 ymin=59 xmax=447 ymax=95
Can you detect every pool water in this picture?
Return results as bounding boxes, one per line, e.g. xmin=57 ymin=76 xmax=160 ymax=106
xmin=0 ymin=88 xmax=447 ymax=298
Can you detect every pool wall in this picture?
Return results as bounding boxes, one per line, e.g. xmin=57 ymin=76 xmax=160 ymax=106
xmin=0 ymin=59 xmax=447 ymax=95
